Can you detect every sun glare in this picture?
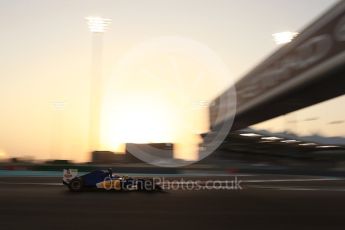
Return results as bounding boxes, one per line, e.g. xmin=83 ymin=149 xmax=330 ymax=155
xmin=0 ymin=149 xmax=7 ymax=159
xmin=100 ymin=96 xmax=176 ymax=149
xmin=99 ymin=36 xmax=232 ymax=162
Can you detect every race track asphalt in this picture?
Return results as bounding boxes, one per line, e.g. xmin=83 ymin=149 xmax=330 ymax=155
xmin=0 ymin=174 xmax=345 ymax=230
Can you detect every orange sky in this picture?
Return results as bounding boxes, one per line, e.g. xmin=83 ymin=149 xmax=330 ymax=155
xmin=0 ymin=0 xmax=339 ymax=162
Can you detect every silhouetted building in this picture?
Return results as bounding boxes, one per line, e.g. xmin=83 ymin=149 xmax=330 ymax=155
xmin=91 ymin=150 xmax=143 ymax=164
xmin=126 ymin=143 xmax=174 ymax=161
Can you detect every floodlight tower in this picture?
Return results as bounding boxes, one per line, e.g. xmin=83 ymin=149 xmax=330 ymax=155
xmin=86 ymin=17 xmax=111 ymax=152
xmin=272 ymin=31 xmax=298 ymax=45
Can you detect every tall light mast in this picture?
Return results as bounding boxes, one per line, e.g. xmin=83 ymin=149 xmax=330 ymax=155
xmin=86 ymin=17 xmax=111 ymax=152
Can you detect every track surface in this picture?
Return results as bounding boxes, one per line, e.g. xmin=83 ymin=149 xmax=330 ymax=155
xmin=1 ymin=174 xmax=345 ymax=230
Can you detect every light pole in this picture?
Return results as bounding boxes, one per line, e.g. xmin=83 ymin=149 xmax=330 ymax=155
xmin=86 ymin=17 xmax=111 ymax=152
xmin=50 ymin=100 xmax=66 ymax=159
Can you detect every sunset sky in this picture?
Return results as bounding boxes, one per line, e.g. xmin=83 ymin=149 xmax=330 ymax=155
xmin=0 ymin=0 xmax=340 ymax=162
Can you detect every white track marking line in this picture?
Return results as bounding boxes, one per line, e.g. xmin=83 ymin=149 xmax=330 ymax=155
xmin=0 ymin=177 xmax=343 ymax=187
xmin=244 ymin=178 xmax=343 ymax=183
xmin=248 ymin=185 xmax=345 ymax=192
xmin=159 ymin=178 xmax=343 ymax=185
xmin=0 ymin=182 xmax=62 ymax=186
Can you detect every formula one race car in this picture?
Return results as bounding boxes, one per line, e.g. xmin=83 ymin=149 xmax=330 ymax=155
xmin=63 ymin=169 xmax=162 ymax=192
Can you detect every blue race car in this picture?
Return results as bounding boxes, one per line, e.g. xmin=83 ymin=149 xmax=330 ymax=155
xmin=63 ymin=168 xmax=162 ymax=192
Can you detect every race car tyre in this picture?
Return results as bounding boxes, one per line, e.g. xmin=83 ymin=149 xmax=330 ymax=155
xmin=69 ymin=177 xmax=83 ymax=192
xmin=155 ymin=184 xmax=163 ymax=192
xmin=136 ymin=180 xmax=144 ymax=191
xmin=145 ymin=179 xmax=155 ymax=191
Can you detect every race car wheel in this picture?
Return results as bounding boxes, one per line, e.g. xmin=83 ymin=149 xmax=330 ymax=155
xmin=69 ymin=178 xmax=83 ymax=192
xmin=144 ymin=179 xmax=155 ymax=191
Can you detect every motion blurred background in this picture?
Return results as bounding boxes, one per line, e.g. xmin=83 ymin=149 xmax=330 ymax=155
xmin=0 ymin=0 xmax=344 ymax=176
